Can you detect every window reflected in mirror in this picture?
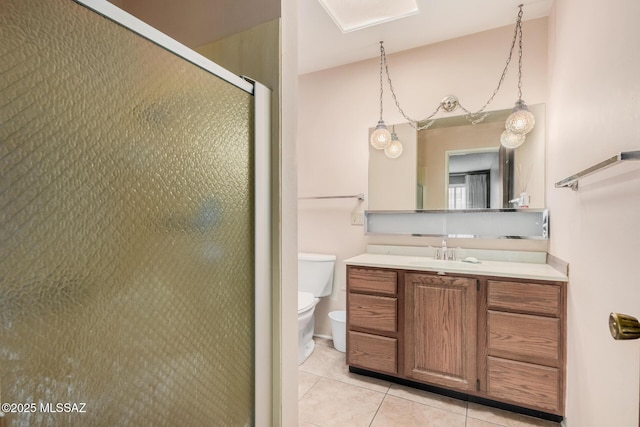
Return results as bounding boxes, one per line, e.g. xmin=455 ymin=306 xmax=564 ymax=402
xmin=447 ymin=151 xmax=497 ymax=209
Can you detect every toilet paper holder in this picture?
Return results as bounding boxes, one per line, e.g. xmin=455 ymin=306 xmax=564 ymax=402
xmin=609 ymin=312 xmax=640 ymax=340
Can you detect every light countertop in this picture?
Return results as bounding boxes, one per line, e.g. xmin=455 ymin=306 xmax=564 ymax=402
xmin=344 ymin=252 xmax=568 ymax=282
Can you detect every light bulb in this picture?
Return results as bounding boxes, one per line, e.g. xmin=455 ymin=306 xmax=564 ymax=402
xmin=505 ymin=100 xmax=535 ymax=135
xmin=384 ymin=133 xmax=403 ymax=158
xmin=500 ymin=130 xmax=525 ymax=149
xmin=370 ymin=120 xmax=391 ymax=149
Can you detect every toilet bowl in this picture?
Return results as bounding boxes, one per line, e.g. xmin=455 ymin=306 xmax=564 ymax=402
xmin=298 ymin=291 xmax=319 ymax=364
xmin=297 ymin=252 xmax=336 ymax=365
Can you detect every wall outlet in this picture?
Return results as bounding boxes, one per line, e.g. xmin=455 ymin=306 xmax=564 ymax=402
xmin=350 ymin=211 xmax=365 ymax=226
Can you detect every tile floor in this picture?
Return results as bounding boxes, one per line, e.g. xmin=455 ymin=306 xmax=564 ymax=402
xmin=298 ymin=338 xmax=561 ymax=427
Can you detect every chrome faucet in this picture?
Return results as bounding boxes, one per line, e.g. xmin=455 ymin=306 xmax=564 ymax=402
xmin=434 ymin=239 xmax=455 ymax=260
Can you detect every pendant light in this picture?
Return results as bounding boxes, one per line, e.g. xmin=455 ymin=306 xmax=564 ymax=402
xmin=370 ymin=42 xmax=391 ymax=149
xmin=500 ymin=130 xmax=526 ymax=149
xmin=502 ymin=4 xmax=535 ymax=148
xmin=505 ymin=100 xmax=535 ymax=135
xmin=384 ymin=127 xmax=403 ymax=158
xmin=371 ymin=121 xmax=391 ymax=149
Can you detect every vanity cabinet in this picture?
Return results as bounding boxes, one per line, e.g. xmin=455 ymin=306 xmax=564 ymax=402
xmin=485 ymin=279 xmax=565 ymax=414
xmin=346 ymin=267 xmax=399 ymax=375
xmin=346 ymin=264 xmax=567 ymax=417
xmin=404 ymin=272 xmax=477 ymax=392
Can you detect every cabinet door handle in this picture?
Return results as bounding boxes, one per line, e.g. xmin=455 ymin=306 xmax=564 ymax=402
xmin=609 ymin=312 xmax=640 ymax=340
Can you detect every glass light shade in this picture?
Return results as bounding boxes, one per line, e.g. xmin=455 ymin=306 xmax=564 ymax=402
xmin=500 ymin=130 xmax=526 ymax=149
xmin=370 ymin=120 xmax=392 ymax=149
xmin=384 ymin=135 xmax=403 ymax=158
xmin=505 ymin=100 xmax=535 ymax=135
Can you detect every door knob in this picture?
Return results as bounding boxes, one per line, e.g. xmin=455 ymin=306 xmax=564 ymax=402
xmin=609 ymin=312 xmax=640 ymax=340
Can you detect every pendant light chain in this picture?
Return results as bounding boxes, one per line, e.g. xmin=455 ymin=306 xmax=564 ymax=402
xmin=516 ymin=5 xmax=524 ymax=101
xmin=378 ymin=42 xmax=385 ymax=121
xmin=461 ymin=4 xmax=524 ymax=120
xmin=371 ymin=41 xmax=393 ymax=151
xmin=380 ymin=42 xmax=444 ymax=129
xmin=378 ymin=4 xmax=525 ymax=129
xmin=501 ymin=4 xmax=535 ymax=148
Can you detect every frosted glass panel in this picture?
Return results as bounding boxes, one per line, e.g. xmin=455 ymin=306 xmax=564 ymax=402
xmin=0 ymin=0 xmax=255 ymax=426
xmin=365 ymin=210 xmax=549 ymax=239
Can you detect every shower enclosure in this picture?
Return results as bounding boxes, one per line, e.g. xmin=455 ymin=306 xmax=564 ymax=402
xmin=0 ymin=0 xmax=270 ymax=425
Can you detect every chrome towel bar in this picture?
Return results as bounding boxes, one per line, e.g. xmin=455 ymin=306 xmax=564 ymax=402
xmin=298 ymin=193 xmax=365 ymax=201
xmin=555 ymin=150 xmax=640 ymax=191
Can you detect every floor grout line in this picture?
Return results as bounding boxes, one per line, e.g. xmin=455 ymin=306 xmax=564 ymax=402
xmin=367 ymin=393 xmax=387 ymax=427
xmin=297 ymin=373 xmax=321 ymax=402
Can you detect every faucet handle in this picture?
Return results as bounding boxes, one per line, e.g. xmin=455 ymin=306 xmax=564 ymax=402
xmin=448 ymin=249 xmax=456 ymax=261
xmin=434 ymin=249 xmax=441 ymax=260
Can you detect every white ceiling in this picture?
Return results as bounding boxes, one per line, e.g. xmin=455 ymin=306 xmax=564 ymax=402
xmin=298 ymin=0 xmax=553 ymax=75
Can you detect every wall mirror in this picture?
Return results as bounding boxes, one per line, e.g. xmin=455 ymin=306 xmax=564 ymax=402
xmin=368 ymin=103 xmax=545 ymax=211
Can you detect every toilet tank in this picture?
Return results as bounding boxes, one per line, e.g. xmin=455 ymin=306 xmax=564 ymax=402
xmin=298 ymin=252 xmax=336 ymax=297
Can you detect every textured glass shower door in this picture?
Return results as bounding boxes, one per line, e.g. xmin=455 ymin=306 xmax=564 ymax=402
xmin=0 ymin=0 xmax=263 ymax=425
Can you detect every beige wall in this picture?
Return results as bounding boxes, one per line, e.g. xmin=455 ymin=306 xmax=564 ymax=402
xmin=547 ymin=0 xmax=640 ymax=425
xmin=298 ymin=18 xmax=549 ymax=338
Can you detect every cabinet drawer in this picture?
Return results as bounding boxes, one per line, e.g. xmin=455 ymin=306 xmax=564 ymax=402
xmin=348 ymin=267 xmax=397 ymax=295
xmin=487 ymin=357 xmax=561 ymax=414
xmin=349 ymin=293 xmax=397 ymax=334
xmin=488 ymin=280 xmax=560 ymax=316
xmin=348 ymin=331 xmax=397 ymax=375
xmin=488 ymin=311 xmax=560 ymax=367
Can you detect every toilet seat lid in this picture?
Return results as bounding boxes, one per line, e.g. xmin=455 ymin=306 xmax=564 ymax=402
xmin=298 ymin=292 xmax=316 ymax=314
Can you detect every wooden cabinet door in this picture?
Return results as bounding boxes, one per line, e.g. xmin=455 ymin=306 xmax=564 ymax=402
xmin=404 ymin=273 xmax=477 ymax=392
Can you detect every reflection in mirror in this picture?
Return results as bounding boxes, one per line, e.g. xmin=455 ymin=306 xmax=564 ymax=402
xmin=418 ymin=119 xmax=515 ymax=210
xmin=369 ymin=104 xmax=545 ymax=211
xmin=446 ymin=149 xmax=500 ymax=209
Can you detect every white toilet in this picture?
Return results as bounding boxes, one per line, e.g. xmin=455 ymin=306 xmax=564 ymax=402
xmin=298 ymin=252 xmax=336 ymax=365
